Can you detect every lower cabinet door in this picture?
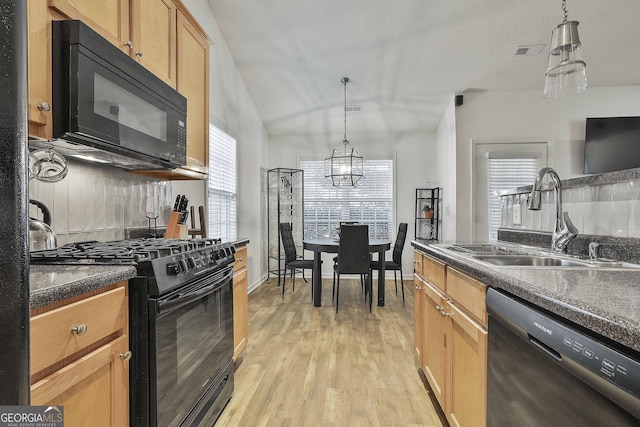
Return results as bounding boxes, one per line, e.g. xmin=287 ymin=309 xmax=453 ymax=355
xmin=233 ymin=269 xmax=248 ymax=360
xmin=447 ymin=302 xmax=487 ymax=427
xmin=413 ymin=275 xmax=425 ymax=367
xmin=422 ymin=280 xmax=448 ymax=407
xmin=31 ymin=335 xmax=130 ymax=427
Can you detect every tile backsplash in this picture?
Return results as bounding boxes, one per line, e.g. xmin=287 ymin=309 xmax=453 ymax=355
xmin=29 ymin=159 xmax=172 ymax=245
xmin=500 ymin=179 xmax=640 ymax=238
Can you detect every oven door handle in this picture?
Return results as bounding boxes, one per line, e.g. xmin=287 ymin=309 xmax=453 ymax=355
xmin=157 ymin=268 xmax=233 ymax=314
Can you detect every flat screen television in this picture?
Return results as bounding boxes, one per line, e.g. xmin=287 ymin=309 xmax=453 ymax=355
xmin=584 ymin=116 xmax=640 ymax=174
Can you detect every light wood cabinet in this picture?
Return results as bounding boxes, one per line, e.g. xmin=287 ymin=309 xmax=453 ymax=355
xmin=413 ymin=274 xmax=425 ymax=368
xmin=130 ymin=0 xmax=177 ymax=87
xmin=233 ymin=244 xmax=249 ymax=360
xmin=176 ymin=10 xmax=210 ymax=176
xmin=27 ymin=0 xmax=212 ymax=180
xmin=48 ymin=0 xmax=176 ymax=87
xmin=48 ymin=0 xmax=129 ymax=49
xmin=30 ymin=283 xmax=130 ymax=427
xmin=27 ymin=3 xmax=64 ymax=140
xmin=447 ymin=302 xmax=487 ymax=427
xmin=421 ymin=278 xmax=448 ymax=408
xmin=413 ymin=250 xmax=487 ymax=427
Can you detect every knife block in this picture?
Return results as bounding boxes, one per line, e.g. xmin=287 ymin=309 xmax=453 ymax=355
xmin=165 ymin=211 xmax=184 ymax=238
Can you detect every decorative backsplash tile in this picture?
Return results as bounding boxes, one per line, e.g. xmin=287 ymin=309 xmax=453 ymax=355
xmin=500 ymin=179 xmax=640 ymax=238
xmin=29 ymin=159 xmax=172 ymax=244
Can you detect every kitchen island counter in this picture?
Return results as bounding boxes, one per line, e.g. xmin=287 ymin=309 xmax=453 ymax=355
xmin=412 ymin=239 xmax=640 ymax=353
xmin=30 ymin=265 xmax=137 ymax=309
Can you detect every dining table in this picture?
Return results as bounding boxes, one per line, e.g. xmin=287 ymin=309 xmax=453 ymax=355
xmin=302 ymin=238 xmax=392 ymax=307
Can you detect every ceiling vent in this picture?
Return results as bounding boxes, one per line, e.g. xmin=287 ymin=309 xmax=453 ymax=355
xmin=514 ymin=44 xmax=545 ymax=56
xmin=345 ymin=105 xmax=363 ymax=112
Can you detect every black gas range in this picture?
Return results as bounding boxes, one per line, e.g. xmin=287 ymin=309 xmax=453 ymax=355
xmin=31 ymin=238 xmax=236 ymax=426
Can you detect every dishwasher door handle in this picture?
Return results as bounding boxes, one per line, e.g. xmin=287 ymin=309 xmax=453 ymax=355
xmin=529 ymin=335 xmax=562 ymax=361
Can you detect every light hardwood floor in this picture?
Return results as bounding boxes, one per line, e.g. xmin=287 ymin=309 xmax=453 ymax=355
xmin=216 ymin=276 xmax=444 ymax=426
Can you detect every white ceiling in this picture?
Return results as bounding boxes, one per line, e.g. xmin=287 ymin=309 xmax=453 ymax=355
xmin=206 ymin=0 xmax=640 ymax=136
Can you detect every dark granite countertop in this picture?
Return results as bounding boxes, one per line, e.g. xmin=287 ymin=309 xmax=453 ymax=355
xmin=30 ymin=265 xmax=137 ymax=309
xmin=412 ymin=239 xmax=640 ymax=354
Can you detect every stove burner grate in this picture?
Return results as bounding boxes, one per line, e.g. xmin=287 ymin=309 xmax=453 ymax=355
xmin=30 ymin=238 xmax=223 ymax=265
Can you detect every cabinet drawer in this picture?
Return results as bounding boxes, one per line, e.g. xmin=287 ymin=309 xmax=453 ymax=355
xmin=424 ymin=254 xmax=446 ymax=292
xmin=31 ymin=287 xmax=127 ymax=374
xmin=446 ymin=267 xmax=487 ymax=325
xmin=234 ymin=245 xmax=248 ymax=272
xmin=414 ymin=250 xmax=424 ymax=276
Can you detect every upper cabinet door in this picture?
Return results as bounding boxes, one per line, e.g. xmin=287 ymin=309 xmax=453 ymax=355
xmin=48 ymin=0 xmax=130 ymax=50
xmin=129 ymin=0 xmax=177 ymax=88
xmin=177 ymin=11 xmax=210 ymax=174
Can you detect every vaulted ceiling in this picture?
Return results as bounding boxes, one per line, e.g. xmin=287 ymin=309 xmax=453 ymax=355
xmin=206 ymin=0 xmax=640 ymax=136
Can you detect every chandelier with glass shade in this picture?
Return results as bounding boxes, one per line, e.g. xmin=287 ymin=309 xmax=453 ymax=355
xmin=325 ymin=77 xmax=364 ymax=187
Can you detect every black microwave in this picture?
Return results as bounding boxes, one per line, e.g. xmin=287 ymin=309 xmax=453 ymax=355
xmin=50 ymin=20 xmax=186 ymax=170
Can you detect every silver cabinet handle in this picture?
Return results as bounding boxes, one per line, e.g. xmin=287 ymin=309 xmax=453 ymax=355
xmin=123 ymin=41 xmax=133 ymax=48
xmin=440 ymin=309 xmax=449 ymax=317
xmin=236 ymin=258 xmax=244 ymax=262
xmin=435 ymin=304 xmax=443 ymax=311
xmin=135 ymin=50 xmax=144 ymax=57
xmin=119 ymin=351 xmax=132 ymax=361
xmin=37 ymin=102 xmax=51 ymax=111
xmin=415 ymin=285 xmax=422 ymax=290
xmin=71 ymin=324 xmax=88 ymax=336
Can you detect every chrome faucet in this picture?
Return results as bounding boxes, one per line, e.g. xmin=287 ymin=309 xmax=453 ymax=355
xmin=527 ymin=167 xmax=578 ymax=253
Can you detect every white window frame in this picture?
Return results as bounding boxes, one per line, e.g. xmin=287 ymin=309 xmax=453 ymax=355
xmin=299 ymin=154 xmax=394 ymax=240
xmin=473 ymin=140 xmax=548 ymax=241
xmin=207 ymin=123 xmax=237 ymax=240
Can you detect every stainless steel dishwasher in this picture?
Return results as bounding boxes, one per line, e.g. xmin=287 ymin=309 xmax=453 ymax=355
xmin=487 ymin=288 xmax=640 ymax=426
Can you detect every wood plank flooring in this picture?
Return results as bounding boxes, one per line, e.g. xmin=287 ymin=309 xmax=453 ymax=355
xmin=216 ymin=277 xmax=444 ymax=426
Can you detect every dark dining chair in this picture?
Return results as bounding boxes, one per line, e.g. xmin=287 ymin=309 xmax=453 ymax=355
xmin=279 ymin=223 xmax=316 ymax=299
xmin=332 ymin=221 xmax=360 ymax=274
xmin=371 ymin=223 xmax=408 ymax=304
xmin=332 ymin=224 xmax=372 ymax=313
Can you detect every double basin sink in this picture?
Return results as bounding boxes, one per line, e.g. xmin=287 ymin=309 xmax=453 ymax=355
xmin=436 ymin=243 xmax=640 ymax=270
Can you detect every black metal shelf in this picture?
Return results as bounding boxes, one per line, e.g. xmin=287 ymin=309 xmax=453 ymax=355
xmin=415 ymin=187 xmax=441 ymax=240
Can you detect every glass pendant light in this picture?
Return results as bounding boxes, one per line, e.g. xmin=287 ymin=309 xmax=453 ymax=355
xmin=324 ymin=77 xmax=364 ymax=187
xmin=544 ymin=0 xmax=587 ymax=98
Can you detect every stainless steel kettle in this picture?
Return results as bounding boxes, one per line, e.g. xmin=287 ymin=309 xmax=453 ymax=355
xmin=29 ymin=199 xmax=57 ymax=252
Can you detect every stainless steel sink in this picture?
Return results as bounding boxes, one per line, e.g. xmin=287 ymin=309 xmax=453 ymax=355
xmin=472 ymin=255 xmax=593 ymax=267
xmin=433 ymin=243 xmax=640 ymax=269
xmin=445 ymin=244 xmax=528 ymax=256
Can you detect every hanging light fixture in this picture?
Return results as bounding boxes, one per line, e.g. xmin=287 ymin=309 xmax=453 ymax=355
xmin=543 ymin=0 xmax=587 ymax=98
xmin=324 ymin=77 xmax=364 ymax=187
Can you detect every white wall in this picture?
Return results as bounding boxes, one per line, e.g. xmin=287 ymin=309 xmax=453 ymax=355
xmin=268 ymin=131 xmax=438 ymax=278
xmin=178 ymin=0 xmax=270 ymax=290
xmin=453 ymin=86 xmax=640 ymax=241
xmin=435 ymin=98 xmax=457 ymax=241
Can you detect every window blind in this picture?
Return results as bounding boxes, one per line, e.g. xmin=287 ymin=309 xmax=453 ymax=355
xmin=487 ymin=157 xmax=539 ymax=241
xmin=300 ymin=158 xmax=393 ymax=240
xmin=208 ymin=123 xmax=237 ymax=240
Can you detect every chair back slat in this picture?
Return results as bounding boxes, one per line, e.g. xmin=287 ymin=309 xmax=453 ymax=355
xmin=337 ymin=225 xmax=369 ymax=274
xmin=279 ymin=223 xmax=297 ymax=264
xmin=392 ymin=223 xmax=408 ymax=265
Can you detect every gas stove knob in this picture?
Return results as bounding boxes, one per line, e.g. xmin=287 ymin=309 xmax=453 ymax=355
xmin=166 ymin=262 xmax=181 ymax=275
xmin=179 ymin=259 xmax=188 ymax=272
